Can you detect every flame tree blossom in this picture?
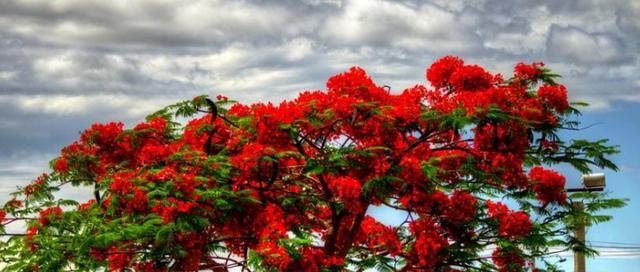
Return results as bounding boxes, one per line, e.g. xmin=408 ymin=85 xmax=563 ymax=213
xmin=0 ymin=56 xmax=624 ymax=272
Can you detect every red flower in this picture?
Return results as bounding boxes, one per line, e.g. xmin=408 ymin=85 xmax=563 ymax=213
xmin=39 ymin=206 xmax=63 ymax=226
xmin=356 ymin=216 xmax=402 ymax=256
xmin=175 ymin=199 xmax=196 ymax=213
xmin=151 ymin=166 xmax=178 ymax=181
xmin=138 ymin=143 xmax=173 ymax=166
xmin=294 ymin=247 xmax=337 ymax=271
xmin=326 ymin=66 xmax=389 ymax=102
xmin=81 ymin=122 xmax=124 ymax=147
xmin=514 ymin=62 xmax=544 ymax=81
xmin=322 ymin=256 xmax=345 ymax=267
xmin=487 ymin=200 xmax=509 ymax=218
xmin=328 ymin=176 xmax=362 ymax=212
xmin=256 ymin=240 xmax=291 ymax=270
xmin=78 ymin=199 xmax=96 ymax=211
xmin=449 ymin=65 xmax=494 ymax=92
xmin=445 ymin=190 xmax=477 ymax=223
xmin=54 ymin=157 xmax=69 ymax=173
xmin=492 ymin=247 xmax=526 ymax=272
xmin=500 ymin=211 xmax=532 ymax=239
xmin=537 ymin=84 xmax=569 ymax=112
xmin=409 ymin=218 xmax=448 ymax=268
xmin=487 ymin=200 xmax=532 ymax=239
xmin=25 ymin=226 xmax=39 ymax=252
xmin=109 ymin=172 xmax=135 ymax=195
xmin=131 ymin=189 xmax=148 ymax=212
xmin=26 ymin=226 xmax=38 ymax=240
xmin=152 ymin=204 xmax=177 ymax=224
xmin=474 ymin=123 xmax=529 ymax=154
xmin=107 ymin=245 xmax=133 ymax=271
xmin=134 ymin=117 xmax=168 ymax=135
xmin=528 ymin=166 xmax=567 ymax=205
xmin=426 ymin=55 xmax=464 ymax=88
xmin=254 ymin=204 xmax=288 ymax=240
xmin=175 ymin=173 xmax=200 ymax=196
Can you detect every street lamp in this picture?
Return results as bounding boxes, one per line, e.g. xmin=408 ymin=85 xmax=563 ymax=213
xmin=567 ymin=173 xmax=606 ymax=272
xmin=582 ymin=173 xmax=606 ymax=190
xmin=567 ymin=173 xmax=606 ymax=193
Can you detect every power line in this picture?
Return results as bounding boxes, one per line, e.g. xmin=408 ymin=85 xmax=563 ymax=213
xmin=586 ymin=240 xmax=640 ymax=246
xmin=589 ymin=245 xmax=640 ymax=249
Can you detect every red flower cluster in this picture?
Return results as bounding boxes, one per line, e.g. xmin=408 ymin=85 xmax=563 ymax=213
xmin=398 ymin=189 xmax=447 ymax=215
xmin=537 ymin=84 xmax=569 ymax=112
xmin=109 ymin=172 xmax=135 ymax=195
xmin=292 ymin=247 xmax=344 ymax=272
xmin=107 ymin=245 xmax=133 ymax=271
xmin=487 ymin=200 xmax=532 ymax=239
xmin=256 ymin=241 xmax=291 ymax=270
xmin=26 ymin=226 xmax=39 ymax=252
xmin=152 ymin=197 xmax=198 ymax=224
xmin=426 ymin=55 xmax=464 ymax=88
xmin=492 ymin=247 xmax=526 ymax=272
xmin=326 ymin=66 xmax=388 ymax=102
xmin=329 ymin=176 xmax=363 ymax=212
xmin=254 ymin=204 xmax=288 ymax=240
xmin=355 ymin=216 xmax=401 ymax=255
xmin=38 ymin=206 xmax=62 ymax=226
xmin=53 ymin=157 xmax=68 ymax=173
xmin=514 ymin=62 xmax=544 ymax=81
xmin=78 ymin=199 xmax=96 ymax=211
xmin=449 ymin=65 xmax=494 ymax=92
xmin=409 ymin=218 xmax=449 ymax=268
xmin=427 ymin=56 xmax=495 ymax=92
xmin=26 ymin=226 xmax=38 ymax=240
xmin=474 ymin=123 xmax=529 ymax=154
xmin=24 ymin=173 xmax=48 ymax=197
xmin=528 ymin=166 xmax=567 ymax=205
xmin=445 ymin=190 xmax=478 ymax=223
xmin=81 ymin=122 xmax=124 ymax=147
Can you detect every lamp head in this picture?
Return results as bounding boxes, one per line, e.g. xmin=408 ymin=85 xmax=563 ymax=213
xmin=581 ymin=173 xmax=606 ymax=189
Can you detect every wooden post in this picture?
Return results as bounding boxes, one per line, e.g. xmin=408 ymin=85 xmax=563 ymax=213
xmin=573 ymin=202 xmax=586 ymax=272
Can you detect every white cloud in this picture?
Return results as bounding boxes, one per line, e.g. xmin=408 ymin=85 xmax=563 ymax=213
xmin=483 ymin=32 xmax=547 ymax=55
xmin=0 ymin=153 xmax=51 ymax=201
xmin=0 ymin=71 xmax=16 ymax=81
xmin=547 ymin=25 xmax=627 ymax=65
xmin=284 ymin=37 xmax=315 ymax=61
xmin=3 ymin=93 xmax=174 ymax=117
xmin=321 ymin=0 xmax=480 ymax=52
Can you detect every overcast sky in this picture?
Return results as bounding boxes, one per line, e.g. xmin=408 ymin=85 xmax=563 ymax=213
xmin=1 ymin=0 xmax=639 ymax=270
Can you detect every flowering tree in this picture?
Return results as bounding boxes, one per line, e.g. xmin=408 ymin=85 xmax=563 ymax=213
xmin=0 ymin=56 xmax=625 ymax=271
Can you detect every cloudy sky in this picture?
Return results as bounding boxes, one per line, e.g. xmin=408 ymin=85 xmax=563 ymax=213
xmin=1 ymin=0 xmax=639 ymax=270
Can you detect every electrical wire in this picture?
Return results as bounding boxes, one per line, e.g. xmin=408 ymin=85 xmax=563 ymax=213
xmin=586 ymin=240 xmax=640 ymax=246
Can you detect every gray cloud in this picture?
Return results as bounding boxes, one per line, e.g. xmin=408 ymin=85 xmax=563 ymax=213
xmin=0 ymin=0 xmax=639 ymax=193
xmin=0 ymin=0 xmax=316 ymax=50
xmin=319 ymin=1 xmax=485 ymax=53
xmin=547 ymin=25 xmax=629 ymax=65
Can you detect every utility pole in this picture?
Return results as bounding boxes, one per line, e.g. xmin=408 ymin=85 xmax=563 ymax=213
xmin=566 ymin=173 xmax=606 ymax=272
xmin=572 ymin=202 xmax=586 ymax=272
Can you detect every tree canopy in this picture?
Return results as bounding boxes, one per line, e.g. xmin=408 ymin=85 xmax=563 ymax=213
xmin=0 ymin=56 xmax=625 ymax=271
